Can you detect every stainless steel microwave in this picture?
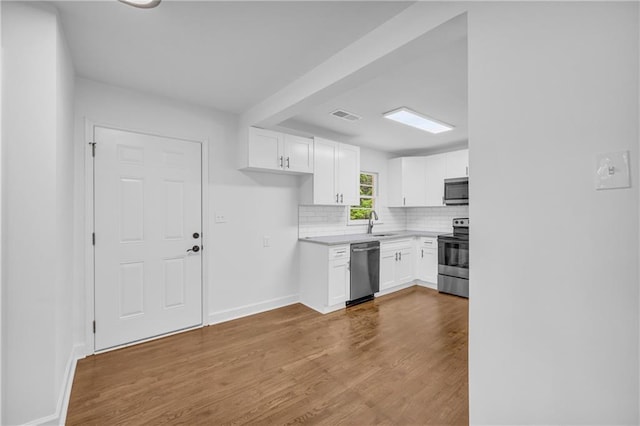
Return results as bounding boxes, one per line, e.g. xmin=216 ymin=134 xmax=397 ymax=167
xmin=444 ymin=177 xmax=468 ymax=205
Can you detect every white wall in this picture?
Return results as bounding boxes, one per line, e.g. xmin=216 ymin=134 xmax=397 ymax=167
xmin=54 ymin=9 xmax=76 ymax=420
xmin=468 ymin=2 xmax=639 ymax=424
xmin=0 ymin=2 xmax=4 ymax=422
xmin=1 ymin=2 xmax=76 ymax=424
xmin=74 ymin=78 xmax=302 ymax=343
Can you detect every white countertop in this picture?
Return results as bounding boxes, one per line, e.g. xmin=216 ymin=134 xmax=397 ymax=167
xmin=299 ymin=230 xmax=445 ymax=246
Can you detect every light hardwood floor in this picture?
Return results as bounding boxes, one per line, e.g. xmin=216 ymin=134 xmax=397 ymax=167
xmin=67 ymin=286 xmax=468 ymax=425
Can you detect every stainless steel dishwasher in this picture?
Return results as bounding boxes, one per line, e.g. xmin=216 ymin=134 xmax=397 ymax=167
xmin=347 ymin=241 xmax=380 ymax=306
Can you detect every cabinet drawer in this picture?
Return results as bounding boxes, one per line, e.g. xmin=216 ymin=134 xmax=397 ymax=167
xmin=329 ymin=245 xmax=349 ymax=259
xmin=420 ymin=237 xmax=437 ymax=247
xmin=381 ymin=238 xmax=414 ymax=252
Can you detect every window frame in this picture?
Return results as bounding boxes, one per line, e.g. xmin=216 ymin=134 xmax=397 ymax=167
xmin=348 ymin=171 xmax=379 ymax=225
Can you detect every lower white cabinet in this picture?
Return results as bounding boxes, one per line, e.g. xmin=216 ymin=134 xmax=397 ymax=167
xmin=328 ymin=256 xmax=350 ymax=306
xmin=416 ymin=237 xmax=438 ymax=287
xmin=379 ymin=239 xmax=415 ymax=291
xmin=299 ymin=243 xmax=350 ymax=313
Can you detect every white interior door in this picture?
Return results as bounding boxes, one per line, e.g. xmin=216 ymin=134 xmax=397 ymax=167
xmin=94 ymin=126 xmax=202 ymax=351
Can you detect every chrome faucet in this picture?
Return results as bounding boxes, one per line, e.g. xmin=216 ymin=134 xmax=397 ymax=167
xmin=367 ymin=210 xmax=378 ymax=234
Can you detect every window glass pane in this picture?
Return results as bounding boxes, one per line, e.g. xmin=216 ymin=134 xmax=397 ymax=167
xmin=351 ymin=172 xmax=376 ymax=221
xmin=350 ymin=208 xmax=371 ymax=220
xmin=360 ymin=174 xmax=373 ymax=185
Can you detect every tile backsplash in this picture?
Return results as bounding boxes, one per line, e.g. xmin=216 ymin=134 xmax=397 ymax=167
xmin=298 ymin=205 xmax=406 ymax=238
xmin=406 ymin=206 xmax=469 ymax=232
xmin=298 ymin=204 xmax=469 ymax=238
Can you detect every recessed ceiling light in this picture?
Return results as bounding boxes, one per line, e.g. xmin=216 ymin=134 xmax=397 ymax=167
xmin=383 ymin=107 xmax=454 ymax=134
xmin=118 ymin=0 xmax=161 ymax=9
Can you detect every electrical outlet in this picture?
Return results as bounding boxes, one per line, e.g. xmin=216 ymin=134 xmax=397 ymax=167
xmin=595 ymin=151 xmax=630 ymax=190
xmin=215 ymin=213 xmax=227 ymax=223
xmin=263 ymin=236 xmax=271 ymax=247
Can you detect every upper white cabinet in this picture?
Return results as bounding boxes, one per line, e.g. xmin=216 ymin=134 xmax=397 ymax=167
xmin=445 ymin=149 xmax=469 ymax=178
xmin=300 ymin=137 xmax=360 ymax=206
xmin=424 ymin=153 xmax=446 ymax=206
xmin=388 ymin=157 xmax=428 ymax=207
xmin=240 ymin=127 xmax=313 ymax=174
xmin=387 ymin=149 xmax=468 ymax=207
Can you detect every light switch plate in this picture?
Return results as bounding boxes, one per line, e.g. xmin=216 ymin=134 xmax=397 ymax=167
xmin=595 ymin=151 xmax=630 ymax=190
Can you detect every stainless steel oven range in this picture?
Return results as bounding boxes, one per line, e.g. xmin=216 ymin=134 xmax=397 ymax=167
xmin=438 ymin=218 xmax=469 ymax=298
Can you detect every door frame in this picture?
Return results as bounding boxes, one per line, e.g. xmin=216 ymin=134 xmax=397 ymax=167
xmin=84 ymin=119 xmax=209 ymax=354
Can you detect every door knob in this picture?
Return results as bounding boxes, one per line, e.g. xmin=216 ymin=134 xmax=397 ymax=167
xmin=193 ymin=232 xmax=200 ymax=239
xmin=187 ymin=245 xmax=200 ymax=253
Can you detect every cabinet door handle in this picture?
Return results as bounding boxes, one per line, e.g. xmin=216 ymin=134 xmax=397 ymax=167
xmin=336 ymin=193 xmax=339 ymax=203
xmin=279 ymin=156 xmax=284 ymax=168
xmin=466 ymin=165 xmax=469 ymax=176
xmin=395 ymin=252 xmax=398 ymax=261
xmin=399 ymin=252 xmax=402 ymax=261
xmin=421 ymin=249 xmax=424 ymax=258
xmin=286 ymin=157 xmax=290 ymax=169
xmin=340 ymin=193 xmax=343 ymax=204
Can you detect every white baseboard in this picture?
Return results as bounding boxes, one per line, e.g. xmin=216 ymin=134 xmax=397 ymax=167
xmin=300 ymin=301 xmax=344 ymax=315
xmin=25 ymin=344 xmax=84 ymax=426
xmin=56 ymin=344 xmax=85 ymax=426
xmin=208 ymin=294 xmax=299 ymax=325
xmin=416 ymin=279 xmax=437 ymax=290
xmin=375 ymin=281 xmax=416 ymax=298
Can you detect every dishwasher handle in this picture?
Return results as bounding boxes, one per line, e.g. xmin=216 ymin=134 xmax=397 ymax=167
xmin=352 ymin=247 xmax=379 ymax=252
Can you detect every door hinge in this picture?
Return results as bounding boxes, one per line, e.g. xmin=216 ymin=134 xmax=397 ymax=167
xmin=90 ymin=142 xmax=96 ymax=157
xmin=92 ymin=233 xmax=95 ymax=246
xmin=92 ymin=321 xmax=96 ymax=334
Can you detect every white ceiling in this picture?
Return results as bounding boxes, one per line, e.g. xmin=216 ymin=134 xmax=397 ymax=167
xmin=53 ymin=1 xmax=467 ymax=154
xmin=279 ymin=15 xmax=468 ymax=154
xmin=54 ymin=1 xmax=413 ymax=113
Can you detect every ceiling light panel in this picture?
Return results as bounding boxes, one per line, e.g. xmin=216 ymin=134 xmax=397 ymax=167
xmin=118 ymin=0 xmax=161 ymax=9
xmin=383 ymin=107 xmax=453 ymax=134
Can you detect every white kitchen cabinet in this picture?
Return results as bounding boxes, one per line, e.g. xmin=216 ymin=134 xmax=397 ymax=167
xmin=379 ymin=238 xmax=415 ymax=291
xmin=388 ymin=157 xmax=428 ymax=207
xmin=284 ymin=133 xmax=314 ymax=173
xmin=328 ymin=257 xmax=350 ymax=306
xmin=241 ymin=127 xmax=313 ymax=174
xmin=299 ymin=243 xmax=350 ymax=313
xmin=299 ymin=137 xmax=360 ymax=206
xmin=396 ymin=246 xmax=414 ymax=284
xmin=445 ymin=149 xmax=469 ymax=178
xmin=416 ymin=237 xmax=438 ymax=288
xmin=379 ymin=248 xmax=397 ymax=290
xmin=424 ymin=153 xmax=446 ymax=206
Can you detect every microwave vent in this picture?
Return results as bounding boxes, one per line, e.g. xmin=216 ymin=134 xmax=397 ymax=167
xmin=330 ymin=109 xmax=361 ymax=122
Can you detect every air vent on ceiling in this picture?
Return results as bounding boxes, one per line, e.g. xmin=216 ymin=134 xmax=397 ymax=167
xmin=330 ymin=109 xmax=362 ymax=122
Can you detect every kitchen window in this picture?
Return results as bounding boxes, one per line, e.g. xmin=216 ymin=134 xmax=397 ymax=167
xmin=349 ymin=172 xmax=377 ymax=223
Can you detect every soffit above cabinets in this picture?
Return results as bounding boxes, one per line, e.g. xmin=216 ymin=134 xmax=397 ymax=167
xmin=277 ymin=14 xmax=468 ymax=155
